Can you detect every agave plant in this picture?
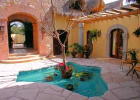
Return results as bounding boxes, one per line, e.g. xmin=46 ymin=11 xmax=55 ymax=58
xmin=133 ymin=27 xmax=140 ymax=37
xmin=127 ymin=49 xmax=138 ymax=61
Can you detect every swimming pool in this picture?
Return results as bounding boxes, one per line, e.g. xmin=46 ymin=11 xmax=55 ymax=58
xmin=16 ymin=62 xmax=108 ymax=97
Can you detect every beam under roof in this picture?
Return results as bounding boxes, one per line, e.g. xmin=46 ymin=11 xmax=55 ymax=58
xmin=131 ymin=4 xmax=140 ymax=8
xmin=71 ymin=3 xmax=140 ymax=23
xmin=121 ymin=7 xmax=134 ymax=11
xmin=75 ymin=9 xmax=140 ymax=23
xmin=105 ymin=10 xmax=120 ymax=14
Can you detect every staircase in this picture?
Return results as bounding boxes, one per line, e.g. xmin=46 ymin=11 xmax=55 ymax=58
xmin=0 ymin=52 xmax=45 ymax=64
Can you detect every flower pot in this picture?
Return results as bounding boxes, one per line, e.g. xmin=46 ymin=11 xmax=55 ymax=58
xmin=84 ymin=51 xmax=90 ymax=58
xmin=76 ymin=53 xmax=84 ymax=58
xmin=71 ymin=51 xmax=77 ymax=58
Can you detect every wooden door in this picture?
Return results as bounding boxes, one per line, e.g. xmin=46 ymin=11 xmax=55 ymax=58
xmin=24 ymin=22 xmax=33 ymax=48
xmin=110 ymin=29 xmax=123 ymax=59
xmin=53 ymin=30 xmax=68 ymax=55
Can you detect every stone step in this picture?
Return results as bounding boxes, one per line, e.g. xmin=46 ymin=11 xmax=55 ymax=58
xmin=0 ymin=76 xmax=17 ymax=82
xmin=0 ymin=56 xmax=43 ymax=64
xmin=9 ymin=52 xmax=38 ymax=56
xmin=8 ymin=54 xmax=40 ymax=60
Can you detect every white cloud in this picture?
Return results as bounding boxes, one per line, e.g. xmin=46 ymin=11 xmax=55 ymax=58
xmin=104 ymin=0 xmax=119 ymax=4
xmin=104 ymin=0 xmax=128 ymax=5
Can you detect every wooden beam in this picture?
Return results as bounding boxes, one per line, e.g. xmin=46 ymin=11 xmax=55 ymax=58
xmin=111 ymin=9 xmax=128 ymax=14
xmin=98 ymin=12 xmax=113 ymax=16
xmin=131 ymin=4 xmax=140 ymax=9
xmin=121 ymin=7 xmax=134 ymax=11
xmin=129 ymin=6 xmax=139 ymax=10
xmin=81 ymin=9 xmax=140 ymax=23
xmin=105 ymin=10 xmax=120 ymax=15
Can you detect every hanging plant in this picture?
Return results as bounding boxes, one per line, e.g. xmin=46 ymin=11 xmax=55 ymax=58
xmin=88 ymin=29 xmax=101 ymax=41
xmin=69 ymin=0 xmax=84 ymax=11
xmin=84 ymin=29 xmax=101 ymax=58
xmin=133 ymin=27 xmax=140 ymax=37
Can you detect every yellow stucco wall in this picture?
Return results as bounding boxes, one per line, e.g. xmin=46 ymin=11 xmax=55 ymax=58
xmin=84 ymin=14 xmax=140 ymax=58
xmin=55 ymin=14 xmax=79 ymax=46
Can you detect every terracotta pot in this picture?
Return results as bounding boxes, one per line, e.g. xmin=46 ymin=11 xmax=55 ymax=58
xmin=76 ymin=53 xmax=84 ymax=58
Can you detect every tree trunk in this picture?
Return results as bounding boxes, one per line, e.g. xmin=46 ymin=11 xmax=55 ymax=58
xmin=61 ymin=45 xmax=72 ymax=79
xmin=62 ymin=45 xmax=66 ymax=68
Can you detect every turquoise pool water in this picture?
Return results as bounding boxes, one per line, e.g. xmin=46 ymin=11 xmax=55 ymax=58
xmin=16 ymin=62 xmax=108 ymax=97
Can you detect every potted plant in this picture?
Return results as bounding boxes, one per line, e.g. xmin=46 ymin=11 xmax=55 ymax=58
xmin=76 ymin=44 xmax=84 ymax=58
xmin=127 ymin=49 xmax=138 ymax=61
xmin=86 ymin=29 xmax=101 ymax=58
xmin=58 ymin=63 xmax=73 ymax=79
xmin=69 ymin=43 xmax=84 ymax=58
xmin=71 ymin=49 xmax=77 ymax=58
xmin=84 ymin=44 xmax=90 ymax=58
xmin=133 ymin=27 xmax=140 ymax=37
xmin=127 ymin=49 xmax=139 ymax=67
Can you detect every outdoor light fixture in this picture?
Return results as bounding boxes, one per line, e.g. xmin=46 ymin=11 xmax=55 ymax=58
xmin=0 ymin=21 xmax=5 ymax=40
xmin=0 ymin=26 xmax=4 ymax=32
xmin=0 ymin=21 xmax=4 ymax=32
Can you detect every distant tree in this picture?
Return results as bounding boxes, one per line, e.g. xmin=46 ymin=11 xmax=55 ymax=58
xmin=11 ymin=25 xmax=25 ymax=34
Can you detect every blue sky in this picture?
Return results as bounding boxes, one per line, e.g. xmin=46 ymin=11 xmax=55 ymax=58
xmin=10 ymin=21 xmax=24 ymax=27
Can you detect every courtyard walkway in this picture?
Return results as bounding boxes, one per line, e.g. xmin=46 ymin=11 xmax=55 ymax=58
xmin=0 ymin=58 xmax=140 ymax=100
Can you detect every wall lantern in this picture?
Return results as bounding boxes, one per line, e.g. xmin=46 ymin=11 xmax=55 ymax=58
xmin=0 ymin=26 xmax=4 ymax=32
xmin=0 ymin=21 xmax=5 ymax=40
xmin=0 ymin=21 xmax=4 ymax=32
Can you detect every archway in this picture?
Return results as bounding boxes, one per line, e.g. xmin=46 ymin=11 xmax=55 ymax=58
xmin=107 ymin=24 xmax=128 ymax=59
xmin=8 ymin=13 xmax=38 ymax=53
xmin=9 ymin=21 xmax=26 ymax=49
xmin=53 ymin=30 xmax=68 ymax=55
xmin=110 ymin=29 xmax=123 ymax=59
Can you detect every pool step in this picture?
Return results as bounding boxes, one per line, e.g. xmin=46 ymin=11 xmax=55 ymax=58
xmin=0 ymin=54 xmax=46 ymax=64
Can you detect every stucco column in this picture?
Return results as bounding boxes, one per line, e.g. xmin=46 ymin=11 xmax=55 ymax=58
xmin=122 ymin=32 xmax=128 ymax=59
xmin=79 ymin=23 xmax=84 ymax=45
xmin=0 ymin=19 xmax=9 ymax=60
xmin=37 ymin=21 xmax=53 ymax=57
xmin=37 ymin=21 xmax=47 ymax=56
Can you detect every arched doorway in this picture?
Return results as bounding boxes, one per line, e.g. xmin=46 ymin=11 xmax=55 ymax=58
xmin=110 ymin=29 xmax=123 ymax=59
xmin=107 ymin=24 xmax=128 ymax=59
xmin=53 ymin=30 xmax=68 ymax=55
xmin=8 ymin=13 xmax=38 ymax=53
xmin=9 ymin=21 xmax=34 ymax=49
xmin=8 ymin=21 xmax=25 ymax=49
